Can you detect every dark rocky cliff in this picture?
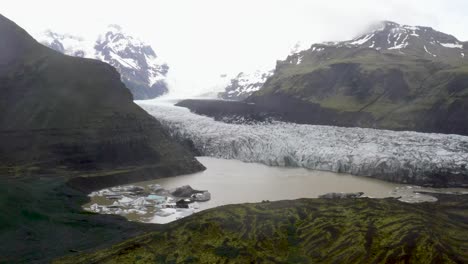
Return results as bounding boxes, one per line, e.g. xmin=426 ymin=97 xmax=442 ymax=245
xmin=0 ymin=14 xmax=204 ymax=176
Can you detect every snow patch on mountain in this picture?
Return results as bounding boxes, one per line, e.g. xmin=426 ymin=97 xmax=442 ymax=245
xmin=311 ymin=46 xmax=321 ymax=52
xmin=440 ymin=42 xmax=463 ymax=49
xmin=424 ymin=45 xmax=437 ymax=57
xmin=296 ymin=55 xmax=304 ymax=64
xmin=349 ymin=33 xmax=374 ymax=46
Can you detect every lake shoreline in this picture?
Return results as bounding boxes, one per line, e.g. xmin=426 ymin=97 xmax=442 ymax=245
xmin=84 ymin=157 xmax=468 ymax=224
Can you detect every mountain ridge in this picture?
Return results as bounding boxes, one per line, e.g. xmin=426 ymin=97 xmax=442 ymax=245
xmin=37 ymin=26 xmax=169 ymax=100
xmin=219 ymin=21 xmax=467 ymax=102
xmin=289 ymin=21 xmax=467 ymax=64
xmin=218 ymin=70 xmax=273 ymax=100
xmin=0 ymin=13 xmax=203 ymax=175
xmin=189 ymin=21 xmax=468 ymax=135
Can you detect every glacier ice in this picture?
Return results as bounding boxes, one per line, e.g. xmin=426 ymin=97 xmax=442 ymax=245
xmin=139 ymin=101 xmax=468 ymax=187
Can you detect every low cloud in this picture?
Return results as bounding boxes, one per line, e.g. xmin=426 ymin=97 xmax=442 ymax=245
xmin=3 ymin=0 xmax=468 ymax=96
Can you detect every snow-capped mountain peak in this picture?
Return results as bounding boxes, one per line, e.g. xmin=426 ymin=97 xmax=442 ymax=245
xmin=282 ymin=21 xmax=468 ymax=64
xmin=36 ymin=25 xmax=169 ymax=100
xmin=218 ymin=70 xmax=274 ymax=100
xmin=95 ymin=25 xmax=168 ymax=88
xmin=344 ymin=21 xmax=463 ymax=52
xmin=97 ymin=24 xmax=147 ymax=55
xmin=38 ymin=30 xmax=95 ymax=58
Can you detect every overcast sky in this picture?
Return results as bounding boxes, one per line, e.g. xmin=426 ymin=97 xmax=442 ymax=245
xmin=3 ymin=0 xmax=468 ymax=96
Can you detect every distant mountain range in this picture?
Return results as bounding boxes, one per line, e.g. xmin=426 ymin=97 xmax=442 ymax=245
xmin=37 ymin=25 xmax=169 ymax=100
xmin=184 ymin=21 xmax=468 ymax=135
xmin=218 ymin=70 xmax=273 ymax=100
xmin=218 ymin=43 xmax=307 ymax=101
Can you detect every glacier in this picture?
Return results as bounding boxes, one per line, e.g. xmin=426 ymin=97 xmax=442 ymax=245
xmin=139 ymin=101 xmax=468 ymax=187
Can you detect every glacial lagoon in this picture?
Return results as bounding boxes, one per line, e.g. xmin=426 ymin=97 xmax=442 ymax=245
xmin=85 ymin=157 xmax=467 ymax=224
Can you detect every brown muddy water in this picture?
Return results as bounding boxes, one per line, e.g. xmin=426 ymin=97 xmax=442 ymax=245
xmin=85 ymin=157 xmax=467 ymax=224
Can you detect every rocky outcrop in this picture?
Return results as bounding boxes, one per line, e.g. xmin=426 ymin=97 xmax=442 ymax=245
xmin=170 ymin=185 xmax=205 ymax=197
xmin=191 ymin=192 xmax=211 ymax=202
xmin=318 ymin=192 xmax=364 ymax=199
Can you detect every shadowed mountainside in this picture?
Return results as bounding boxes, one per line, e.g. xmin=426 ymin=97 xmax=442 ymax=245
xmin=0 ymin=14 xmax=204 ymax=263
xmin=0 ymin=14 xmax=204 ymax=178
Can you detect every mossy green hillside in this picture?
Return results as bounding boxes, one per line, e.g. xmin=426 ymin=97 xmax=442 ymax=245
xmin=251 ymin=39 xmax=468 ymax=135
xmin=56 ymin=195 xmax=468 ymax=264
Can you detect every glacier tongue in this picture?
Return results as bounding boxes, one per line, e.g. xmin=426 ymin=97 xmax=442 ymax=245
xmin=139 ymin=101 xmax=468 ymax=187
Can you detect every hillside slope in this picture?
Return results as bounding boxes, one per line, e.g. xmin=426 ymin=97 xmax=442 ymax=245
xmin=0 ymin=13 xmax=204 ymax=180
xmin=248 ymin=21 xmax=468 ymax=134
xmin=56 ymin=195 xmax=468 ymax=264
xmin=0 ymin=14 xmax=204 ymax=263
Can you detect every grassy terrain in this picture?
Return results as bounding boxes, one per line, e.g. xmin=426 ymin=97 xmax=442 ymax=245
xmin=56 ymin=195 xmax=468 ymax=264
xmin=250 ymin=45 xmax=468 ymax=135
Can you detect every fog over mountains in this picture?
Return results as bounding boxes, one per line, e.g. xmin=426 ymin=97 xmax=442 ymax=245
xmin=2 ymin=2 xmax=468 ymax=262
xmin=217 ymin=21 xmax=467 ymax=101
xmin=5 ymin=0 xmax=467 ymax=98
xmin=37 ymin=26 xmax=169 ymax=99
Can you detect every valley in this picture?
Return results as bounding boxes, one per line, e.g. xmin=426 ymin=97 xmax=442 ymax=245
xmin=1 ymin=7 xmax=468 ymax=264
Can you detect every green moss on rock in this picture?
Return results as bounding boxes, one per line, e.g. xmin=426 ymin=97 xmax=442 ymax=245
xmin=56 ymin=195 xmax=468 ymax=264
